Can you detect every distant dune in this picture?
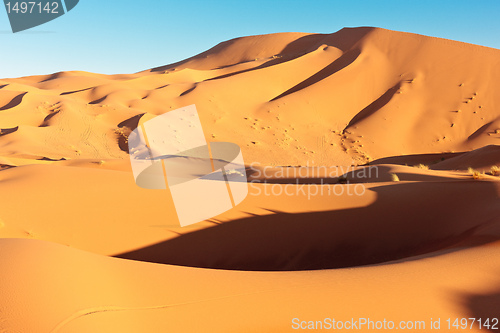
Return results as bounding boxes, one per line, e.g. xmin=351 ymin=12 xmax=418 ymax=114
xmin=0 ymin=27 xmax=499 ymax=332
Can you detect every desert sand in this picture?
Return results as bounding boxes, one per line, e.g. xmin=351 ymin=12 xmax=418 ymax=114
xmin=0 ymin=27 xmax=499 ymax=332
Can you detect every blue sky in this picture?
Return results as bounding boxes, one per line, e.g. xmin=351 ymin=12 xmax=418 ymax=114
xmin=1 ymin=0 xmax=499 ymax=79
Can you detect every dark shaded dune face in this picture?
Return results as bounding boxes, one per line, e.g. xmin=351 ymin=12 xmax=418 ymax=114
xmin=460 ymin=286 xmax=500 ymax=331
xmin=269 ymin=48 xmax=362 ymax=101
xmin=116 ymin=181 xmax=500 ymax=271
xmin=0 ymin=126 xmax=19 ymax=136
xmin=0 ymin=92 xmax=27 ymax=111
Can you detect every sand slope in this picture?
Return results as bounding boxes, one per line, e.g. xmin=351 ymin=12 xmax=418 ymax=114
xmin=1 ymin=27 xmax=500 ymax=332
xmin=1 ymin=27 xmax=499 ymax=165
xmin=2 ymin=236 xmax=500 ymax=333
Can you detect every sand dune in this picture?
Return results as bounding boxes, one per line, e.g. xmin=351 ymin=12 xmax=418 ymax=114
xmin=2 ymin=237 xmax=500 ymax=333
xmin=2 ymin=27 xmax=499 ymax=165
xmin=1 ymin=27 xmax=500 ymax=332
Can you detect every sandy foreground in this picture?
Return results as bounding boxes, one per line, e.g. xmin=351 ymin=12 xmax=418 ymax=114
xmin=0 ymin=27 xmax=500 ymax=332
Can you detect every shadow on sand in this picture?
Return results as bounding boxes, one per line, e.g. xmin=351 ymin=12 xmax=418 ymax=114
xmin=116 ymin=180 xmax=500 ymax=271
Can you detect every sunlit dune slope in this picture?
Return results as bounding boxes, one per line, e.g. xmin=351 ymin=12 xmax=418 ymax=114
xmin=1 ymin=27 xmax=499 ymax=166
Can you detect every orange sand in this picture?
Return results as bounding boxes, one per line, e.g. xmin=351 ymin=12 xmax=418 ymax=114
xmin=0 ymin=27 xmax=499 ymax=332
